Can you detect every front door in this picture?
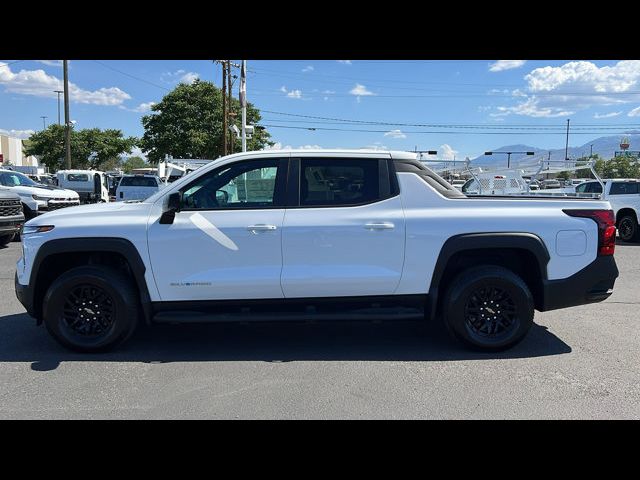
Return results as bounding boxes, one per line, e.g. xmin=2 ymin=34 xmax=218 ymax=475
xmin=281 ymin=156 xmax=406 ymax=298
xmin=147 ymin=157 xmax=288 ymax=301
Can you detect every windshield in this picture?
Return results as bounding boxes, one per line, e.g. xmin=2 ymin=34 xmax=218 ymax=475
xmin=0 ymin=171 xmax=39 ymax=187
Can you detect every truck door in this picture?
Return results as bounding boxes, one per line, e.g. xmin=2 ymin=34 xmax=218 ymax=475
xmin=280 ymin=156 xmax=406 ymax=297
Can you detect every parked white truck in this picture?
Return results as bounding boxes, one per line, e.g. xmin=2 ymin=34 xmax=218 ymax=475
xmin=56 ymin=170 xmax=109 ymax=203
xmin=574 ymin=179 xmax=640 ymax=242
xmin=15 ymin=150 xmax=619 ymax=353
xmin=0 ymin=169 xmax=80 ymax=219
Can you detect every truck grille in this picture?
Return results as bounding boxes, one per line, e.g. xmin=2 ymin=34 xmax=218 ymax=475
xmin=0 ymin=200 xmax=22 ymax=217
xmin=46 ymin=201 xmax=79 ymax=211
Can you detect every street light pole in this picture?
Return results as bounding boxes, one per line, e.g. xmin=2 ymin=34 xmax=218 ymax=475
xmin=54 ymin=90 xmax=63 ymax=125
xmin=507 ymin=152 xmax=512 ymax=168
xmin=63 ymin=60 xmax=71 ymax=169
xmin=40 ymin=116 xmax=47 ymax=129
xmin=240 ymin=60 xmax=247 ymax=152
xmin=565 ymin=118 xmax=570 ymax=160
xmin=590 ymin=144 xmax=594 ymax=158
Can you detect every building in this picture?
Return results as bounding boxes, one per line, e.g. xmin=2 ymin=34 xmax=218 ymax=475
xmin=0 ymin=133 xmax=40 ymax=168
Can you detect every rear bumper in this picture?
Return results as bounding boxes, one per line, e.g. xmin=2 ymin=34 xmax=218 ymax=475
xmin=540 ymin=255 xmax=619 ymax=311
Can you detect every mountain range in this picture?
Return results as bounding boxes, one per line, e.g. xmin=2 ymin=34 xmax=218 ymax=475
xmin=470 ymin=134 xmax=640 ymax=167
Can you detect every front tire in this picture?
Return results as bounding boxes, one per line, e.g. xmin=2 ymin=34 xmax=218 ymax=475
xmin=442 ymin=265 xmax=534 ymax=351
xmin=617 ymin=215 xmax=640 ymax=242
xmin=43 ymin=266 xmax=139 ymax=352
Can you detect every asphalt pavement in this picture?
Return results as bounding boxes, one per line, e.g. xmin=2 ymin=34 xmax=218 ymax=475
xmin=1 ymin=240 xmax=638 ymax=419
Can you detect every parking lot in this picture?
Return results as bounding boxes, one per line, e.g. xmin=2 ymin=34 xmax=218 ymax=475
xmin=0 ymin=239 xmax=639 ymax=419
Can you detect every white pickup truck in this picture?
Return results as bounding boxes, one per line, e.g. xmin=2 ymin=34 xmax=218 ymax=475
xmin=15 ymin=150 xmax=619 ymax=353
xmin=574 ymin=179 xmax=640 ymax=242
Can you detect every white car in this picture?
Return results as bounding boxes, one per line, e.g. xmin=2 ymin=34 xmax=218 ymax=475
xmin=0 ymin=169 xmax=79 ymax=219
xmin=574 ymin=179 xmax=640 ymax=242
xmin=16 ymin=149 xmax=618 ymax=353
xmin=115 ymin=174 xmax=163 ymax=202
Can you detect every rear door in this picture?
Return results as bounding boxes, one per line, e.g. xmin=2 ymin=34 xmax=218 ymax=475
xmin=281 ymin=154 xmax=406 ymax=298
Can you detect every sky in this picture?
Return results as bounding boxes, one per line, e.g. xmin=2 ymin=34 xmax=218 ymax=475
xmin=3 ymin=59 xmax=640 ymax=160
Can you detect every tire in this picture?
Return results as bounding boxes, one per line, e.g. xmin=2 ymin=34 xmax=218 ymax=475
xmin=617 ymin=215 xmax=640 ymax=243
xmin=0 ymin=233 xmax=14 ymax=247
xmin=42 ymin=265 xmax=140 ymax=353
xmin=442 ymin=265 xmax=534 ymax=352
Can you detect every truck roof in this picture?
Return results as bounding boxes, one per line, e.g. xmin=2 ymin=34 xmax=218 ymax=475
xmin=233 ymin=149 xmax=421 ymax=160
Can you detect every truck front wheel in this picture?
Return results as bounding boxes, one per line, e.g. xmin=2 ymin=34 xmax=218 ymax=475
xmin=442 ymin=265 xmax=534 ymax=351
xmin=42 ymin=266 xmax=140 ymax=352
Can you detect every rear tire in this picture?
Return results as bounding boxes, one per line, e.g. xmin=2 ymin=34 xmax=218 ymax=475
xmin=617 ymin=214 xmax=640 ymax=242
xmin=0 ymin=233 xmax=14 ymax=247
xmin=43 ymin=265 xmax=139 ymax=353
xmin=442 ymin=265 xmax=534 ymax=351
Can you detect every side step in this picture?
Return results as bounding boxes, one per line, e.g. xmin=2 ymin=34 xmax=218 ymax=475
xmin=151 ymin=295 xmax=427 ymax=324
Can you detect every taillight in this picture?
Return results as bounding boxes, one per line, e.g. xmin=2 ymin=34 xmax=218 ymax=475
xmin=563 ymin=209 xmax=616 ymax=256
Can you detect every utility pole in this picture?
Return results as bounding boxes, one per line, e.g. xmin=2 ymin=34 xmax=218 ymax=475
xmin=227 ymin=61 xmax=233 ymax=154
xmin=240 ymin=60 xmax=247 ymax=152
xmin=63 ymin=60 xmax=71 ymax=169
xmin=221 ymin=61 xmax=227 ymax=156
xmin=54 ymin=90 xmax=63 ymax=125
xmin=40 ymin=116 xmax=47 ymax=129
xmin=590 ymin=144 xmax=594 ymax=158
xmin=564 ymin=118 xmax=570 ymax=161
xmin=547 ymin=151 xmax=551 ymax=180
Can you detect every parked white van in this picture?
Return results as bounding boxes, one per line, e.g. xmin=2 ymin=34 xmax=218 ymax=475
xmin=56 ymin=170 xmax=109 ymax=203
xmin=115 ymin=174 xmax=164 ymax=202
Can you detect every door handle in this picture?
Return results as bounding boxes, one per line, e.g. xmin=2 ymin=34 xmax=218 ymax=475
xmin=364 ymin=222 xmax=395 ymax=230
xmin=247 ymin=224 xmax=277 ymax=232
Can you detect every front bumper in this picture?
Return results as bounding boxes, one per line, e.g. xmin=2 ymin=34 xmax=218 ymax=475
xmin=0 ymin=216 xmax=24 ymax=235
xmin=540 ymin=255 xmax=619 ymax=311
xmin=15 ymin=272 xmax=35 ymax=318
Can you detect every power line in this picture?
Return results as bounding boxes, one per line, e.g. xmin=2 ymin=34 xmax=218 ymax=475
xmin=92 ymin=60 xmax=171 ymax=91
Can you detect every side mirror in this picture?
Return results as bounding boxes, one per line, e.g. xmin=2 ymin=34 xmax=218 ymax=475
xmin=160 ymin=192 xmax=182 ymax=224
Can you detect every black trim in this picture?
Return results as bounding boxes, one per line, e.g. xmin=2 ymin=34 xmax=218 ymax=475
xmin=387 ymin=159 xmax=400 ymax=197
xmin=151 ymin=295 xmax=427 ymax=324
xmin=17 ymin=237 xmax=152 ymax=324
xmin=427 ymin=233 xmax=551 ymax=320
xmin=541 ymin=256 xmax=618 ymax=311
xmin=286 ymin=158 xmax=300 ymax=207
xmin=393 ymin=159 xmax=465 ymax=199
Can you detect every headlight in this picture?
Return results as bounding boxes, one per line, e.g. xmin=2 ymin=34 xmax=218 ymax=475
xmin=31 ymin=194 xmax=49 ymax=202
xmin=22 ymin=225 xmax=55 ymax=235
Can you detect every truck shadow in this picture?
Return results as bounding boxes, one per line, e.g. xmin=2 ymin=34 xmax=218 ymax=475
xmin=0 ymin=312 xmax=572 ymax=371
xmin=616 ymin=238 xmax=640 ymax=246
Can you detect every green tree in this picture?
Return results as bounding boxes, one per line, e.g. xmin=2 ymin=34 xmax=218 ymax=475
xmin=140 ymin=79 xmax=272 ymax=163
xmin=598 ymin=155 xmax=640 ymax=178
xmin=24 ymin=125 xmax=138 ymax=171
xmin=556 ymin=171 xmax=570 ymax=180
xmin=122 ymin=156 xmax=148 ymax=173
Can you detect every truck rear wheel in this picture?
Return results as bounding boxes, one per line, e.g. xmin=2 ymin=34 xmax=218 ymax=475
xmin=42 ymin=265 xmax=139 ymax=353
xmin=617 ymin=215 xmax=639 ymax=242
xmin=442 ymin=265 xmax=534 ymax=351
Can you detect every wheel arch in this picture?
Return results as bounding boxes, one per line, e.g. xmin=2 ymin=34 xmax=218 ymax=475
xmin=427 ymin=233 xmax=550 ymax=319
xmin=30 ymin=238 xmax=152 ymax=324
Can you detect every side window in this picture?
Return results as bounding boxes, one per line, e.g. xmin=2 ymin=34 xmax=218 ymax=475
xmin=575 ymin=183 xmax=588 ymax=193
xmin=610 ymin=182 xmax=638 ymax=195
xmin=299 ymin=158 xmax=381 ymax=207
xmin=181 ymin=158 xmax=285 ymax=210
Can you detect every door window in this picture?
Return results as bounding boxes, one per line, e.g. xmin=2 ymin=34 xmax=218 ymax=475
xmin=299 ymin=158 xmax=383 ymax=207
xmin=181 ymin=158 xmax=285 ymax=210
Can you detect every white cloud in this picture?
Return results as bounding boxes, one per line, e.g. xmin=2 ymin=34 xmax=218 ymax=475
xmin=286 ymin=89 xmax=302 ymax=99
xmin=162 ymin=69 xmax=199 ymax=84
xmin=0 ymin=63 xmax=130 ymax=106
xmin=128 ymin=146 xmax=148 ymax=160
xmin=298 ymin=144 xmax=321 ymax=149
xmin=37 ymin=60 xmax=64 ymax=67
xmin=279 ymin=85 xmax=287 ymax=93
xmin=262 ymin=142 xmax=283 ymax=150
xmin=628 ymin=106 xmax=640 ymax=117
xmin=384 ymin=129 xmax=407 ymax=139
xmin=493 ymin=61 xmax=640 ymax=118
xmin=489 ymin=60 xmax=526 ymax=72
xmin=594 ymin=111 xmax=622 ymax=119
xmin=350 ymin=83 xmax=374 ymax=102
xmin=363 ymin=142 xmax=389 ymax=151
xmin=0 ymin=128 xmax=35 ymax=139
xmin=439 ymin=144 xmax=458 ymax=160
xmin=323 ymin=90 xmax=335 ymax=94
xmin=337 ymin=60 xmax=352 ymax=65
xmin=125 ymin=101 xmax=156 ymax=113
xmin=302 ymin=65 xmax=314 ymax=72
xmin=179 ymin=72 xmax=199 ymax=84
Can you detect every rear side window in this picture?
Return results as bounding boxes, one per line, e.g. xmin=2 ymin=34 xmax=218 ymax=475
xmin=299 ymin=158 xmax=382 ymax=207
xmin=610 ymin=182 xmax=639 ymax=195
xmin=67 ymin=174 xmax=89 ymax=182
xmin=119 ymin=176 xmax=158 ymax=187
